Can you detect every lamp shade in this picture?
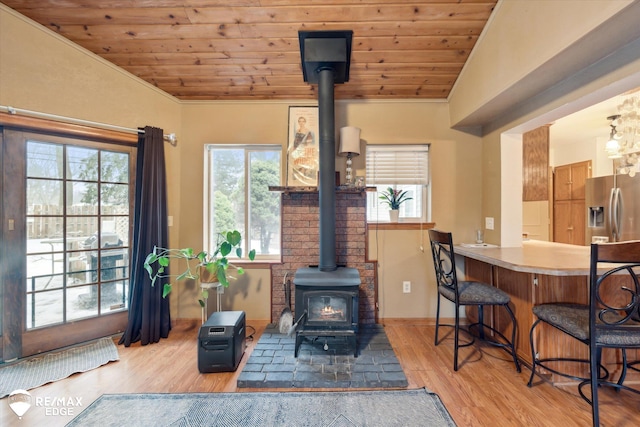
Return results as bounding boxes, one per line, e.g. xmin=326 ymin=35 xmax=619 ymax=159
xmin=339 ymin=126 xmax=361 ymax=156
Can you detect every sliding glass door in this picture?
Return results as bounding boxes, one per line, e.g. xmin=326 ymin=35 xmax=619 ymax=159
xmin=1 ymin=129 xmax=133 ymax=360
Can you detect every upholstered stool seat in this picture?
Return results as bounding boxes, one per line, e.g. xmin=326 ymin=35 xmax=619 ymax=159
xmin=439 ymin=281 xmax=510 ymax=305
xmin=532 ymin=303 xmax=589 ymax=341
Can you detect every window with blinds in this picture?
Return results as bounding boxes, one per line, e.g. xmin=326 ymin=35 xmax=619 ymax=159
xmin=365 ymin=145 xmax=430 ymax=222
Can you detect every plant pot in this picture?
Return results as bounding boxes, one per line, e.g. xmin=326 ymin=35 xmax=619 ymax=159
xmin=389 ymin=209 xmax=399 ymax=222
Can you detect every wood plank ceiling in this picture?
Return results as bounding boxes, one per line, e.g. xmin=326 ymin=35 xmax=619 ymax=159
xmin=2 ymin=0 xmax=498 ymax=101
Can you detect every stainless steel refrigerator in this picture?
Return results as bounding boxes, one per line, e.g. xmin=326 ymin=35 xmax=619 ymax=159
xmin=586 ymin=174 xmax=640 ymax=244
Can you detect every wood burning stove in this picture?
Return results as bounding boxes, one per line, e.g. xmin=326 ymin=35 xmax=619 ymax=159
xmin=293 ymin=266 xmax=360 ymax=357
xmin=291 ymin=30 xmax=360 ymax=357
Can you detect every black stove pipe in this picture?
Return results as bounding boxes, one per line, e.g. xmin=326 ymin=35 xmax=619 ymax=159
xmin=298 ymin=30 xmax=352 ymax=272
xmin=317 ymin=67 xmax=337 ymax=272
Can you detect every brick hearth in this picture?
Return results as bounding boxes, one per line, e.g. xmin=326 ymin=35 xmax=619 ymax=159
xmin=270 ymin=189 xmax=376 ymax=325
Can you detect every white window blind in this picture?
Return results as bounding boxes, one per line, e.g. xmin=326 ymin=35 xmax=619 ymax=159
xmin=366 ymin=145 xmax=429 ymax=185
xmin=365 ymin=144 xmax=430 ymax=222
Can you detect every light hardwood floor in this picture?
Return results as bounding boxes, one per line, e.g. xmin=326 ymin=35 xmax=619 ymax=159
xmin=1 ymin=319 xmax=638 ymax=426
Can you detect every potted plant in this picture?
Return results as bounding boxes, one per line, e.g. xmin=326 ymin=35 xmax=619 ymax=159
xmin=144 ymin=230 xmax=256 ymax=308
xmin=378 ymin=187 xmax=412 ymax=222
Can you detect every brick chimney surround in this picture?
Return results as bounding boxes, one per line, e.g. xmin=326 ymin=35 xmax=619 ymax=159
xmin=270 ymin=187 xmax=376 ymax=325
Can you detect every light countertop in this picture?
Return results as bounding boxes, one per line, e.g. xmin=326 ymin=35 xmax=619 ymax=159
xmin=454 ymin=240 xmax=592 ymax=276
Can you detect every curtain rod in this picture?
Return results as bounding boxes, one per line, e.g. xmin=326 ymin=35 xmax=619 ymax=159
xmin=0 ymin=105 xmax=177 ymax=146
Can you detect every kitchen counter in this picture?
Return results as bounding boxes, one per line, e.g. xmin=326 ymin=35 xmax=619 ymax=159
xmin=455 ymin=240 xmax=591 ymax=276
xmin=455 ymin=239 xmax=635 ymax=383
xmin=455 ymin=240 xmax=590 ymax=376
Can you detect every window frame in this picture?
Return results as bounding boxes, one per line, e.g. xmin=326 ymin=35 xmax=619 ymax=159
xmin=365 ymin=144 xmax=431 ymax=223
xmin=203 ymin=144 xmax=283 ymax=260
xmin=1 ymin=117 xmax=135 ymax=359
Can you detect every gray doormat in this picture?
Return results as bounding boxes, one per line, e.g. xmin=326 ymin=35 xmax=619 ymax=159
xmin=237 ymin=324 xmax=408 ymax=389
xmin=0 ymin=337 xmax=119 ymax=398
xmin=66 ymin=388 xmax=456 ymax=426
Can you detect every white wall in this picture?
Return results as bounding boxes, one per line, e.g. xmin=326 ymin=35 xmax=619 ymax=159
xmin=549 ymin=125 xmax=608 ymax=174
xmin=449 ymin=0 xmax=635 ymax=128
xmin=500 ymin=133 xmax=523 ymax=247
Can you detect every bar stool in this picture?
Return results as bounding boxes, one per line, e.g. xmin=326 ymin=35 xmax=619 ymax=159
xmin=428 ymin=229 xmax=520 ymax=372
xmin=529 ymin=241 xmax=640 ymax=426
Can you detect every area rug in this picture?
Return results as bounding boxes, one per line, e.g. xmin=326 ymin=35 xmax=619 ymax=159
xmin=0 ymin=337 xmax=118 ymax=398
xmin=66 ymin=388 xmax=456 ymax=427
xmin=237 ymin=324 xmax=408 ymax=389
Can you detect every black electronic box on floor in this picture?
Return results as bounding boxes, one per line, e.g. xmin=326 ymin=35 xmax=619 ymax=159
xmin=198 ymin=310 xmax=245 ymax=373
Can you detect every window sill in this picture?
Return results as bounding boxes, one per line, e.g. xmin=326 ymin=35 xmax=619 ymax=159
xmin=232 ymin=260 xmax=280 ymax=269
xmin=368 ymin=222 xmax=435 ymax=231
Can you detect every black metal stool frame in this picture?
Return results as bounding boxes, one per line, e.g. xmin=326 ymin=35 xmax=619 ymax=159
xmin=429 ymin=229 xmax=521 ymax=372
xmin=579 ymin=242 xmax=640 ymax=426
xmin=528 ymin=314 xmax=609 ymax=386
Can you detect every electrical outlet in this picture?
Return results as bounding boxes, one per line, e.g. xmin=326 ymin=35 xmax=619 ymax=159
xmin=485 ymin=217 xmax=494 ymax=230
xmin=403 ymin=281 xmax=411 ymax=293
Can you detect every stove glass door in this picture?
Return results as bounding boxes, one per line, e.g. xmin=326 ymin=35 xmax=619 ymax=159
xmin=307 ymin=294 xmax=348 ymax=323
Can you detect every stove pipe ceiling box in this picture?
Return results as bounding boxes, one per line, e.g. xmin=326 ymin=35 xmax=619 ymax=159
xmin=299 ymin=30 xmax=353 ymax=84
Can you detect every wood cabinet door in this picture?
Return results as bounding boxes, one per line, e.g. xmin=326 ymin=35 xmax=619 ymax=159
xmin=570 ymin=161 xmax=591 ymax=200
xmin=552 ymin=161 xmax=590 ymax=245
xmin=554 ymin=165 xmax=572 ymax=200
xmin=553 ymin=161 xmax=591 ymax=201
xmin=571 ymin=199 xmax=586 ymax=245
xmin=554 ymin=200 xmax=585 ymax=245
xmin=553 ymin=200 xmax=572 ymax=244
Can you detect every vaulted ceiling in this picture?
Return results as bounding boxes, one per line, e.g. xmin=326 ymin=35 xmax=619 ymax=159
xmin=2 ymin=0 xmax=498 ymax=101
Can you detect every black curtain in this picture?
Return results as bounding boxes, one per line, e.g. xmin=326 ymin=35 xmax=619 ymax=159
xmin=119 ymin=126 xmax=171 ymax=346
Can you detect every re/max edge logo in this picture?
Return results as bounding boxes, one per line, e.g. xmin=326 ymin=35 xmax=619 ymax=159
xmin=8 ymin=390 xmax=84 ymax=418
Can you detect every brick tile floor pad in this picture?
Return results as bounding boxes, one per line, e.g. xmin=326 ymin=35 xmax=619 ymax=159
xmin=237 ymin=325 xmax=408 ymax=389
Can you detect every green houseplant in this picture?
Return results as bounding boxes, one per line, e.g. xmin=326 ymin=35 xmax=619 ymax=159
xmin=379 ymin=187 xmax=413 ymax=222
xmin=378 ymin=187 xmax=412 ymax=210
xmin=144 ymin=230 xmax=256 ymax=307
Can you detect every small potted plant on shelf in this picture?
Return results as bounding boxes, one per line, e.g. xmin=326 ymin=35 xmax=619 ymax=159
xmin=144 ymin=230 xmax=256 ymax=308
xmin=378 ymin=187 xmax=412 ymax=222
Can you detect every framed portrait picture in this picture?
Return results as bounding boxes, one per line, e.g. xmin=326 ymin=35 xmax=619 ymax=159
xmin=287 ymin=106 xmax=319 ymax=187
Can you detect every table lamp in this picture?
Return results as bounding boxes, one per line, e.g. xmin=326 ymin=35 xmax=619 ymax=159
xmin=338 ymin=126 xmax=361 ymax=186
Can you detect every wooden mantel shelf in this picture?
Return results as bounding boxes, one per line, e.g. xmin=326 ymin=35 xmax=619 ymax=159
xmin=268 ymin=186 xmax=375 ymax=194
